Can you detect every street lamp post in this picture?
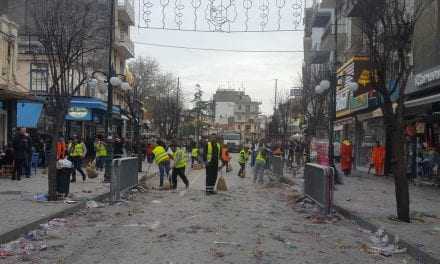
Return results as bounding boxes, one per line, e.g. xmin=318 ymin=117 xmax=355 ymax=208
xmin=88 ymin=72 xmax=129 ymax=182
xmin=315 ymin=78 xmax=358 ymax=170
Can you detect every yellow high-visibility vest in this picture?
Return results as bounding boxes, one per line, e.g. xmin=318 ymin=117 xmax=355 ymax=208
xmin=207 ymin=142 xmax=221 ymax=162
xmin=173 ymin=148 xmax=187 ymax=168
xmin=191 ymin=148 xmax=199 ymax=158
xmin=70 ymin=143 xmax=85 ymax=157
xmin=152 ymin=146 xmax=169 ymax=165
xmin=95 ymin=143 xmax=107 ymax=157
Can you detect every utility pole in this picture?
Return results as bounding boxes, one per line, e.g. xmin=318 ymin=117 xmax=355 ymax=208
xmin=176 ymin=77 xmax=180 ymax=139
xmin=274 ymin=79 xmax=278 ymax=112
xmin=104 ymin=0 xmax=115 ymax=182
xmin=328 ymin=0 xmax=338 ymax=171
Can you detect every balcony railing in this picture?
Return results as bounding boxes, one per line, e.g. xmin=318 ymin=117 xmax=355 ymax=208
xmin=117 ymin=0 xmax=135 ymax=25
xmin=115 ymin=31 xmax=135 ymax=58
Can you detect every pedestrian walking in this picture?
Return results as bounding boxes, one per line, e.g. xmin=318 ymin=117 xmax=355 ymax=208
xmin=295 ymin=140 xmax=304 ymax=167
xmin=254 ymin=148 xmax=268 ymax=183
xmin=340 ymin=139 xmax=353 ymax=176
xmin=170 ymin=141 xmax=189 ymax=190
xmin=56 ymin=136 xmax=67 ymax=161
xmin=113 ymin=137 xmax=124 ymax=159
xmin=219 ymin=143 xmax=231 ymax=172
xmin=12 ymin=128 xmax=32 ymax=180
xmin=371 ymin=141 xmax=385 ymax=176
xmin=238 ymin=146 xmax=249 ymax=178
xmin=146 ymin=143 xmax=154 ymax=163
xmin=68 ymin=136 xmax=87 ymax=182
xmin=203 ymin=134 xmax=221 ymax=194
xmin=191 ymin=145 xmax=199 ymax=168
xmin=94 ymin=137 xmax=108 ymax=172
xmin=152 ymin=140 xmax=171 ymax=188
xmin=250 ymin=143 xmax=256 ymax=167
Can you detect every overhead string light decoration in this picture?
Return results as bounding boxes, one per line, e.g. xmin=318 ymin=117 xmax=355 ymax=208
xmin=138 ymin=0 xmax=305 ymax=32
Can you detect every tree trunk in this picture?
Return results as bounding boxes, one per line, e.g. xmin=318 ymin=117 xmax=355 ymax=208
xmin=47 ymin=113 xmax=65 ymax=201
xmin=384 ymin=123 xmax=393 ymax=175
xmin=393 ymin=121 xmax=410 ymax=222
xmin=382 ymin=101 xmax=410 ymax=222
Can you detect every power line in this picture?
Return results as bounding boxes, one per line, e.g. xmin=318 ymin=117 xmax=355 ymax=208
xmin=137 ymin=26 xmax=305 ymax=33
xmin=134 ymin=41 xmax=304 ymax=53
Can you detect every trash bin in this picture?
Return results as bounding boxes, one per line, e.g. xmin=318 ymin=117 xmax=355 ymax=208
xmin=56 ymin=168 xmax=72 ymax=197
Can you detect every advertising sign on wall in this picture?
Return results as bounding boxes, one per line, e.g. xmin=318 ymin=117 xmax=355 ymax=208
xmin=65 ymin=107 xmax=92 ymax=121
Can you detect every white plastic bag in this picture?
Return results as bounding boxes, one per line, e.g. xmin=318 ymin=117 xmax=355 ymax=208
xmin=56 ymin=158 xmax=73 ymax=169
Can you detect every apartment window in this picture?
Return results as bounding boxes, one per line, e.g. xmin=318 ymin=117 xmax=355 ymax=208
xmin=246 ymin=105 xmax=250 ymax=112
xmin=30 ymin=63 xmax=48 ymax=92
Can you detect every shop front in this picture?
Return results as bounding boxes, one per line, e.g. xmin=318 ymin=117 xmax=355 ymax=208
xmin=65 ymin=97 xmax=120 ymax=141
xmin=404 ymin=64 xmax=440 ymax=180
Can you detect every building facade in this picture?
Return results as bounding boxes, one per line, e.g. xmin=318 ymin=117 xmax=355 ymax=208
xmin=2 ymin=0 xmax=135 ymax=145
xmin=213 ymin=89 xmax=262 ymax=142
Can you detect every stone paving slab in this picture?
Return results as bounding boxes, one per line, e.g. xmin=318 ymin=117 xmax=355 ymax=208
xmin=0 ymin=169 xmax=110 ymax=238
xmin=334 ymin=172 xmax=440 ymax=261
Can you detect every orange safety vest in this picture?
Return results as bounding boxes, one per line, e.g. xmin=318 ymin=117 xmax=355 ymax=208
xmin=221 ymin=147 xmax=230 ymax=161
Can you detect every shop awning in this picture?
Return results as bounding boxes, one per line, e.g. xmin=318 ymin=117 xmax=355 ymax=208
xmin=70 ymin=97 xmax=120 ymax=114
xmin=405 ymin=94 xmax=440 ymax=108
xmin=17 ymin=101 xmax=44 ymax=128
xmin=0 ymin=88 xmax=36 ymax=100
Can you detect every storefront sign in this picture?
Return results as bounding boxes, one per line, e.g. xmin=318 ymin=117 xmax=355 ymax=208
xmin=415 ymin=65 xmax=440 ymax=88
xmin=415 ymin=122 xmax=425 ymax=134
xmin=350 ymin=92 xmax=368 ymax=111
xmin=66 ymin=107 xmax=92 ymax=121
xmin=336 ymin=89 xmax=349 ymax=112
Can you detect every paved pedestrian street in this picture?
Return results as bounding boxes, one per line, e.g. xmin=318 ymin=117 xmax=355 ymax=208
xmin=1 ymin=164 xmax=416 ymax=264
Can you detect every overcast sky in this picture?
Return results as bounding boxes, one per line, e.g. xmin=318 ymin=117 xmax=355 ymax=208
xmin=131 ymin=0 xmax=308 ymax=114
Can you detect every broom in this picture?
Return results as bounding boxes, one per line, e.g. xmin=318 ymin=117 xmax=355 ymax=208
xmin=215 ymin=167 xmax=228 ymax=192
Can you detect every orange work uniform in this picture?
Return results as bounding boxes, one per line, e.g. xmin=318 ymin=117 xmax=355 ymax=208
xmin=371 ymin=146 xmax=385 ymax=176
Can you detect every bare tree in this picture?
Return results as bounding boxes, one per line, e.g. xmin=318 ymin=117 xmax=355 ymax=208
xmin=30 ymin=0 xmax=107 ymax=200
xmin=354 ymin=0 xmax=429 ymax=222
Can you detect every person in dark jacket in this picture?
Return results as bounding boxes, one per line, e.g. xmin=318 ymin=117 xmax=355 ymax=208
xmin=203 ymin=134 xmax=221 ymax=194
xmin=12 ymin=128 xmax=32 ymax=180
xmin=113 ymin=137 xmax=124 ymax=159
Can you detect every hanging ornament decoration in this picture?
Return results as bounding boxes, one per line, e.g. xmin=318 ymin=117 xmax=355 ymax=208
xmin=191 ymin=0 xmax=202 ymax=30
xmin=242 ymin=0 xmax=253 ymax=31
xmin=291 ymin=0 xmax=303 ymax=29
xmin=160 ymin=0 xmax=170 ymax=29
xmin=174 ymin=0 xmax=185 ymax=30
xmin=276 ymin=0 xmax=286 ymax=30
xmin=139 ymin=0 xmax=305 ymax=32
xmin=142 ymin=0 xmax=154 ymax=27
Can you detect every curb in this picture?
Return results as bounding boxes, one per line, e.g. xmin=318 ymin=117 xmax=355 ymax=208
xmin=334 ymin=205 xmax=440 ymax=264
xmin=0 ymin=192 xmax=110 ymax=245
xmin=0 ymin=171 xmax=157 ymax=245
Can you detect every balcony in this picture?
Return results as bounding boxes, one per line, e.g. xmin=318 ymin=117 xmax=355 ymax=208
xmin=117 ymin=0 xmax=135 ymax=26
xmin=115 ymin=31 xmax=135 ymax=58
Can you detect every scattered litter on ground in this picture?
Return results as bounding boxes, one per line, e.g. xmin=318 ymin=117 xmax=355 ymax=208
xmin=86 ymin=200 xmax=104 ymax=208
xmin=306 ymin=214 xmax=341 ymax=224
xmin=285 ymin=241 xmax=297 ymax=250
xmin=33 ymin=193 xmax=48 ymax=202
xmin=358 ymin=227 xmax=373 ymax=234
xmin=210 ymin=248 xmax=225 ymax=258
xmin=24 ymin=230 xmax=45 ymax=241
xmin=213 ymin=241 xmax=240 ymax=246
xmin=148 ymin=221 xmax=161 ymax=230
xmin=360 ymin=228 xmax=407 ymax=257
xmin=64 ymin=200 xmax=78 ymax=204
xmin=0 ymin=248 xmax=14 ymax=257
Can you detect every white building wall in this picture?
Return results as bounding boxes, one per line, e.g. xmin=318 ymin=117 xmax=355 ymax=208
xmin=215 ymin=101 xmax=235 ymax=125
